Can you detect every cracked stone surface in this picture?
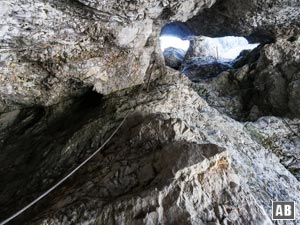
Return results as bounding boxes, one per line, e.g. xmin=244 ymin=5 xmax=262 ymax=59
xmin=0 ymin=72 xmax=300 ymax=224
xmin=0 ymin=0 xmax=300 ymax=224
xmin=186 ymin=0 xmax=300 ymax=42
xmin=0 ymin=0 xmax=217 ymax=112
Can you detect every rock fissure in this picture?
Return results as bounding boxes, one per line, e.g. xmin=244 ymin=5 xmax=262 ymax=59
xmin=1 ymin=0 xmax=300 ymax=224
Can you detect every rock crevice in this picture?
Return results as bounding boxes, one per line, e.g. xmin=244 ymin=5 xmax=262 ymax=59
xmin=0 ymin=0 xmax=300 ymax=224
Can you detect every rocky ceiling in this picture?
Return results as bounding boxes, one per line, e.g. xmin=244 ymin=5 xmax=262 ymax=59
xmin=0 ymin=0 xmax=215 ymax=111
xmin=0 ymin=0 xmax=300 ymax=224
xmin=1 ymin=0 xmax=298 ymax=111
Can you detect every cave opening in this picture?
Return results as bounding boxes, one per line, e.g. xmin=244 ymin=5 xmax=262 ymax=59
xmin=159 ymin=22 xmax=193 ymax=69
xmin=160 ymin=22 xmax=260 ymax=81
xmin=193 ymin=36 xmax=259 ymax=62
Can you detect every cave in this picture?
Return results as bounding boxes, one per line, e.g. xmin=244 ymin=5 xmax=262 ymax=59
xmin=160 ymin=22 xmax=260 ymax=81
xmin=0 ymin=0 xmax=300 ymax=225
xmin=159 ymin=22 xmax=192 ymax=69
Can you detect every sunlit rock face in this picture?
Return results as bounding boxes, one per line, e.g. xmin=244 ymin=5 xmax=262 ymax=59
xmin=160 ymin=33 xmax=259 ymax=76
xmin=0 ymin=0 xmax=300 ymax=225
xmin=189 ymin=36 xmax=259 ymax=62
xmin=180 ymin=36 xmax=259 ymax=80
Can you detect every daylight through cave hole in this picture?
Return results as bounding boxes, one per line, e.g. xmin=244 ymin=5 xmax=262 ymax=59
xmin=159 ymin=22 xmax=260 ymax=80
xmin=159 ymin=22 xmax=193 ymax=69
xmin=191 ymin=36 xmax=259 ymax=62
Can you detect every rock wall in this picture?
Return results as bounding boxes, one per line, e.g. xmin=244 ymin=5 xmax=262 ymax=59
xmin=0 ymin=0 xmax=300 ymax=225
xmin=1 ymin=72 xmax=300 ymax=224
xmin=188 ymin=38 xmax=300 ymax=119
xmin=0 ymin=0 xmax=216 ymax=112
xmin=186 ymin=0 xmax=300 ymax=42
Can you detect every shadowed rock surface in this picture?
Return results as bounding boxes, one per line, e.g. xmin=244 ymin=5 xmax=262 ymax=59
xmin=0 ymin=0 xmax=300 ymax=225
xmin=181 ymin=57 xmax=232 ymax=81
xmin=163 ymin=47 xmax=186 ymax=69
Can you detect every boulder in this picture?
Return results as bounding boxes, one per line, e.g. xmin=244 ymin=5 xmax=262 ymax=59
xmin=163 ymin=47 xmax=186 ymax=69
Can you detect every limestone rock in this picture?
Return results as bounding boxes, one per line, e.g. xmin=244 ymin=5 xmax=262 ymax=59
xmin=186 ymin=0 xmax=300 ymax=42
xmin=0 ymin=73 xmax=300 ymax=224
xmin=246 ymin=117 xmax=300 ymax=180
xmin=163 ymin=47 xmax=186 ymax=69
xmin=182 ymin=57 xmax=232 ymax=81
xmin=253 ymin=38 xmax=300 ymax=117
xmin=0 ymin=0 xmax=300 ymax=225
xmin=0 ymin=0 xmax=214 ymax=110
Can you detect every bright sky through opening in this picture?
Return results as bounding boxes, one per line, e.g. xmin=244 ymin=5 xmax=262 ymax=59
xmin=160 ymin=36 xmax=190 ymax=52
xmin=200 ymin=36 xmax=259 ymax=61
xmin=160 ymin=35 xmax=259 ymax=61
